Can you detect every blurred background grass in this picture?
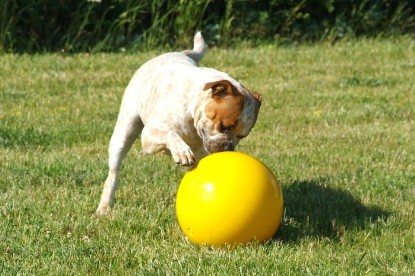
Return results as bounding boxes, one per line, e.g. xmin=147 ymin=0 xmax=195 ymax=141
xmin=1 ymin=0 xmax=414 ymax=53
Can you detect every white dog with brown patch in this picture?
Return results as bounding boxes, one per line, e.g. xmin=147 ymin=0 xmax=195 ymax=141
xmin=96 ymin=32 xmax=262 ymax=215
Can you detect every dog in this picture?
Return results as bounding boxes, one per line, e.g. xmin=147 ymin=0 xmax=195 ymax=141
xmin=96 ymin=32 xmax=262 ymax=215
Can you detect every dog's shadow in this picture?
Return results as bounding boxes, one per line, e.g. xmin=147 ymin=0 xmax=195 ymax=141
xmin=275 ymin=178 xmax=391 ymax=243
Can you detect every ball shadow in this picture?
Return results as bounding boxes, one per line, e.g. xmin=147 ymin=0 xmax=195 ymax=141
xmin=274 ymin=177 xmax=391 ymax=243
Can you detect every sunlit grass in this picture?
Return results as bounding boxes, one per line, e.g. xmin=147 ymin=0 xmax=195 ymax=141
xmin=1 ymin=37 xmax=414 ymax=274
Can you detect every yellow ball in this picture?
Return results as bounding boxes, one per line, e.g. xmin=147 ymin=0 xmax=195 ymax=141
xmin=176 ymin=151 xmax=283 ymax=247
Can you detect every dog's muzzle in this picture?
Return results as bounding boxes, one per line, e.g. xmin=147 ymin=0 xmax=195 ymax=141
xmin=200 ymin=128 xmax=234 ymax=153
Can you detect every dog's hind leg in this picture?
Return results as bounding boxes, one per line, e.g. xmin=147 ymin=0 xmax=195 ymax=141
xmin=96 ymin=112 xmax=143 ymax=215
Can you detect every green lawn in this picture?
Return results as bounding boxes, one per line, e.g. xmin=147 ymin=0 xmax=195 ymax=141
xmin=1 ymin=37 xmax=414 ymax=274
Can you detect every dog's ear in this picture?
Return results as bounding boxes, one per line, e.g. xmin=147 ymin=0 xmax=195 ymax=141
xmin=250 ymin=91 xmax=263 ymax=103
xmin=203 ymin=80 xmax=235 ymax=98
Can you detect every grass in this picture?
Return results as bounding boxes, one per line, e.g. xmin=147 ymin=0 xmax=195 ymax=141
xmin=1 ymin=37 xmax=414 ymax=274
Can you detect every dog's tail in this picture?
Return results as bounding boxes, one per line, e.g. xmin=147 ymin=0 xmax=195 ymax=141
xmin=183 ymin=31 xmax=207 ymax=63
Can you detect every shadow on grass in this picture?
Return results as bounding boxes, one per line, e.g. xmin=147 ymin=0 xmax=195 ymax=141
xmin=275 ymin=178 xmax=391 ymax=243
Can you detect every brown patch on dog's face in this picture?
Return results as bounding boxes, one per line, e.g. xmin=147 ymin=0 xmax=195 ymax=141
xmin=204 ymin=80 xmax=244 ymax=135
xmin=199 ymin=80 xmax=261 ymax=153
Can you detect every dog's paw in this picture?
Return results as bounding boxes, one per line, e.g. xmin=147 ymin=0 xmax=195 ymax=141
xmin=171 ymin=146 xmax=196 ymax=166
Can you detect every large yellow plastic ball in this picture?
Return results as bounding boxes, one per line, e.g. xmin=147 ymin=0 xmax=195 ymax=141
xmin=176 ymin=151 xmax=283 ymax=247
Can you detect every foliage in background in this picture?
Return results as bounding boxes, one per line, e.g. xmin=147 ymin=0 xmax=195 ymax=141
xmin=0 ymin=0 xmax=415 ymax=52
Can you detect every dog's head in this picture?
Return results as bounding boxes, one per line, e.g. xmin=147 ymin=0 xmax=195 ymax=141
xmin=196 ymin=79 xmax=262 ymax=153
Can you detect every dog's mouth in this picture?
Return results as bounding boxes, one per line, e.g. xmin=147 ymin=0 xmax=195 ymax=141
xmin=200 ymin=128 xmax=235 ymax=153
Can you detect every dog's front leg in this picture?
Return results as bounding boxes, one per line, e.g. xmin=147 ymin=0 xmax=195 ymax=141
xmin=141 ymin=123 xmax=196 ymax=166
